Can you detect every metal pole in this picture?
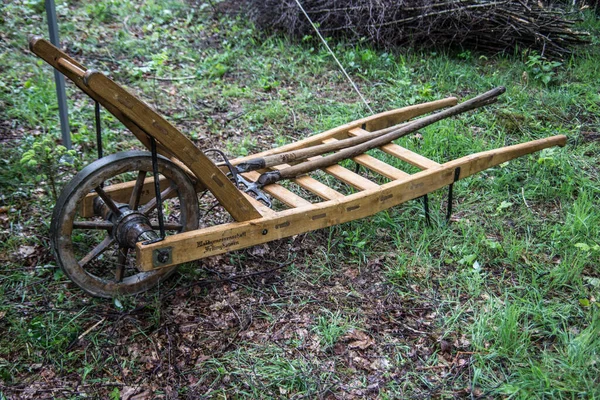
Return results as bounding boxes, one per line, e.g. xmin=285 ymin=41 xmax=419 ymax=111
xmin=45 ymin=0 xmax=71 ymax=149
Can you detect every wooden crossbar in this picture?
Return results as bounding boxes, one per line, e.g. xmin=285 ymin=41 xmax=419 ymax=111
xmin=307 ymin=157 xmax=379 ymax=190
xmin=348 ymin=128 xmax=440 ymax=170
xmin=322 ymin=138 xmax=409 ymax=180
xmin=271 ymin=164 xmax=344 ymax=200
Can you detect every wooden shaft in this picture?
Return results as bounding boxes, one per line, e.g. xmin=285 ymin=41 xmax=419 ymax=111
xmin=237 ymin=120 xmax=411 ymax=172
xmin=231 ymin=97 xmax=458 ymax=170
xmin=261 ymin=121 xmax=411 ymax=169
xmin=239 ymin=91 xmax=499 ymax=175
xmin=277 ymin=87 xmax=504 ymax=180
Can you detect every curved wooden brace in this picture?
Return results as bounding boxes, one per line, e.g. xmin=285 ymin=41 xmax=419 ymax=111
xmin=29 ymin=36 xmax=262 ymax=222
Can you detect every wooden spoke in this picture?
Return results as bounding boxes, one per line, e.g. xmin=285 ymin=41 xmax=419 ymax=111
xmin=73 ymin=221 xmax=113 ymax=230
xmin=129 ymin=171 xmax=147 ymax=210
xmin=95 ymin=186 xmax=122 ymax=216
xmin=115 ymin=247 xmax=129 ymax=282
xmin=78 ymin=236 xmax=115 ymax=268
xmin=140 ymin=185 xmax=176 ymax=215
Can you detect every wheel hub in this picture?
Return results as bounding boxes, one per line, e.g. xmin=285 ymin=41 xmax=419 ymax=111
xmin=114 ymin=210 xmax=158 ymax=248
xmin=94 ymin=197 xmax=158 ymax=248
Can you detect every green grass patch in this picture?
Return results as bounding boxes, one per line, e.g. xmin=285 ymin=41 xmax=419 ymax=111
xmin=0 ymin=1 xmax=598 ymax=398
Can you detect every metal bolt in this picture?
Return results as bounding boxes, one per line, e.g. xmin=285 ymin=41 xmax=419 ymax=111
xmin=262 ymin=229 xmax=268 ymax=235
xmin=157 ymin=250 xmax=170 ymax=264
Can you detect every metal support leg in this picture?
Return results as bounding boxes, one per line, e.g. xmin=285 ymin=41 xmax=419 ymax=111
xmin=150 ymin=136 xmax=166 ymax=240
xmin=445 ymin=167 xmax=461 ymax=223
xmin=422 ymin=194 xmax=431 ymax=226
xmin=45 ymin=0 xmax=71 ymax=149
xmin=95 ymin=101 xmax=103 ymax=160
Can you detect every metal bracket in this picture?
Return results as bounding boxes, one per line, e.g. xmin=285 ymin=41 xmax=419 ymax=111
xmin=149 ymin=136 xmax=166 ymax=240
xmin=95 ymin=101 xmax=103 ymax=160
xmin=236 ymin=174 xmax=272 ymax=208
xmin=152 ymin=246 xmax=172 ymax=268
xmin=422 ymin=194 xmax=431 ymax=226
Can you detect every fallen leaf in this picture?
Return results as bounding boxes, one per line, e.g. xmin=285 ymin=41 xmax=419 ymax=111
xmin=344 ymin=268 xmax=359 ymax=279
xmin=18 ymin=245 xmax=36 ymax=258
xmin=440 ymin=340 xmax=452 ymax=354
xmin=345 ymin=330 xmax=375 ymax=350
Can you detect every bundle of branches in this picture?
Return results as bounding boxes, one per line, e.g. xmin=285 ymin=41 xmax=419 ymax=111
xmin=244 ymin=0 xmax=590 ymax=58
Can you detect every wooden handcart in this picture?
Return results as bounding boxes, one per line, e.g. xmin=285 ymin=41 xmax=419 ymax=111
xmin=30 ymin=37 xmax=567 ymax=298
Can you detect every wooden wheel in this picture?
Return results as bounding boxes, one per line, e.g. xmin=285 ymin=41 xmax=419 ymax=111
xmin=51 ymin=151 xmax=199 ymax=298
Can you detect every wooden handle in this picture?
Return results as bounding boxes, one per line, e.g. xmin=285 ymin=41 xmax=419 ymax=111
xmin=278 ymin=87 xmax=505 ymax=179
xmin=57 ymin=58 xmax=86 ymax=78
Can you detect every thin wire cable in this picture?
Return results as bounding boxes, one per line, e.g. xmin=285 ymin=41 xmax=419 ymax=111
xmin=293 ymin=0 xmax=374 ymax=115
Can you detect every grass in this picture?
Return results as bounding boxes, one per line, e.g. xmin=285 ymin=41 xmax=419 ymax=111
xmin=0 ymin=0 xmax=599 ymax=398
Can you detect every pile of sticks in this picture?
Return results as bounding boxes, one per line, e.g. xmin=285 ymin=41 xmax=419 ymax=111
xmin=244 ymin=0 xmax=590 ymax=58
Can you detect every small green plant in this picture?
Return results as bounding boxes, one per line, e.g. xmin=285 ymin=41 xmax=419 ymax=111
xmin=226 ymin=135 xmax=258 ymax=156
xmin=20 ymin=135 xmax=78 ymax=201
xmin=524 ymin=52 xmax=562 ymax=86
xmin=312 ymin=310 xmax=353 ymax=350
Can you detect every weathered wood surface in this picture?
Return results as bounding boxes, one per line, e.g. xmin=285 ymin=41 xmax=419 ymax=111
xmin=137 ymin=135 xmax=567 ymax=270
xmin=30 ymin=37 xmax=262 ymax=222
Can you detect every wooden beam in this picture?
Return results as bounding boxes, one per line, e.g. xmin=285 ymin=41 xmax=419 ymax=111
xmin=83 ymin=71 xmax=261 ymax=221
xmin=321 ymin=138 xmax=409 ymax=180
xmin=31 ymin=37 xmax=261 ymax=222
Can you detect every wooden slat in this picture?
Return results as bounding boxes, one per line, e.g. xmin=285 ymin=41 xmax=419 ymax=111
xmin=294 ymin=175 xmax=345 ymax=200
xmin=322 ymin=138 xmax=409 ymax=180
xmin=243 ymin=172 xmax=312 ymax=208
xmin=348 ymin=128 xmax=440 ymax=170
xmin=306 ymin=157 xmax=379 ymax=190
xmin=380 ymin=143 xmax=441 ymax=170
xmin=352 ymin=155 xmax=410 ymax=180
xmin=272 ymin=164 xmax=344 ymax=200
